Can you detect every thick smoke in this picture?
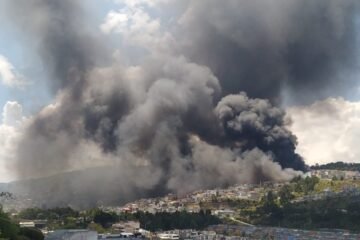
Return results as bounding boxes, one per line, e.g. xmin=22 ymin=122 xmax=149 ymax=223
xmin=178 ymin=0 xmax=360 ymax=104
xmin=6 ymin=0 xmax=107 ymax=178
xmin=5 ymin=0 xmax=357 ymax=207
xmin=215 ymin=93 xmax=305 ymax=170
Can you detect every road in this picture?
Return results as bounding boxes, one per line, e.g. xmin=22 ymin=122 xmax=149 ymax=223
xmin=229 ymin=217 xmax=254 ymax=227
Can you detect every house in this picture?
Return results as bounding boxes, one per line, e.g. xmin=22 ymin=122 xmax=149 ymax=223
xmin=112 ymin=221 xmax=140 ymax=233
xmin=45 ymin=230 xmax=97 ymax=240
xmin=19 ymin=220 xmax=47 ymax=229
xmin=19 ymin=221 xmax=35 ymax=228
xmin=213 ymin=209 xmax=235 ymax=218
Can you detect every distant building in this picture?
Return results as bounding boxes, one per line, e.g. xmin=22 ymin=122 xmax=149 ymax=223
xmin=45 ymin=230 xmax=97 ymax=240
xmin=310 ymin=169 xmax=360 ymax=180
xmin=19 ymin=220 xmax=47 ymax=229
xmin=157 ymin=231 xmax=180 ymax=240
xmin=19 ymin=221 xmax=35 ymax=228
xmin=185 ymin=203 xmax=201 ymax=213
xmin=213 ymin=209 xmax=235 ymax=218
xmin=112 ymin=221 xmax=140 ymax=233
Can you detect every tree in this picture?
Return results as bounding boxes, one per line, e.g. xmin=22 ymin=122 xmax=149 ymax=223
xmin=93 ymin=210 xmax=117 ymax=228
xmin=279 ymin=185 xmax=294 ymax=206
xmin=88 ymin=223 xmax=106 ymax=233
xmin=19 ymin=228 xmax=44 ymax=240
xmin=303 ymin=176 xmax=319 ymax=193
xmin=0 ymin=205 xmax=19 ymax=239
xmin=0 ymin=192 xmax=13 ymax=200
xmin=136 ymin=211 xmax=221 ymax=231
xmin=257 ymin=191 xmax=283 ymax=225
xmin=263 ymin=191 xmax=276 ymax=209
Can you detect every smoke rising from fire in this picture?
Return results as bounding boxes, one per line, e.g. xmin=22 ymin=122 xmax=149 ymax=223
xmin=178 ymin=0 xmax=359 ymax=104
xmin=4 ymin=0 xmax=359 ymax=206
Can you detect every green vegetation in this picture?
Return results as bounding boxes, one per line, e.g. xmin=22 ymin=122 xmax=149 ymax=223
xmin=291 ymin=176 xmax=320 ymax=195
xmin=88 ymin=222 xmax=106 ymax=233
xmin=315 ymin=178 xmax=360 ymax=193
xmin=14 ymin=207 xmax=221 ymax=233
xmin=312 ymin=162 xmax=360 ymax=171
xmin=18 ymin=228 xmax=44 ymax=240
xmin=17 ymin=207 xmax=85 ymax=230
xmin=0 ymin=200 xmax=44 ymax=240
xmin=278 ymin=185 xmax=294 ymax=206
xmin=200 ymin=198 xmax=257 ymax=211
xmin=0 ymin=211 xmax=19 ymax=240
xmin=252 ymin=194 xmax=360 ymax=232
xmin=2 ymin=174 xmax=360 ymax=234
xmin=18 ymin=207 xmax=79 ymax=220
xmin=90 ymin=208 xmax=118 ymax=228
xmin=232 ymin=177 xmax=360 ymax=232
xmin=134 ymin=210 xmax=221 ymax=231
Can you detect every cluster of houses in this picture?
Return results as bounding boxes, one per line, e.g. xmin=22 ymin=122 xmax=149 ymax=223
xmin=308 ymin=169 xmax=360 ymax=180
xmin=207 ymin=225 xmax=360 ymax=240
xmin=293 ymin=185 xmax=360 ymax=203
xmin=154 ymin=225 xmax=360 ymax=240
xmin=97 ymin=170 xmax=360 ymax=230
xmin=107 ymin=183 xmax=277 ymax=215
xmin=38 ymin=223 xmax=360 ymax=240
xmin=12 ymin=169 xmax=360 ymax=239
xmin=106 ymin=169 xmax=360 ymax=216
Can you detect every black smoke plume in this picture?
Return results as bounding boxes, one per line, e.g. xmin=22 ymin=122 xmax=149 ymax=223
xmin=179 ymin=0 xmax=359 ymax=104
xmin=4 ymin=0 xmax=357 ymax=207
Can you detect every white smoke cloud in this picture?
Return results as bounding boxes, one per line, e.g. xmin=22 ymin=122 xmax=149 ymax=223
xmin=0 ymin=55 xmax=27 ymax=88
xmin=167 ymin=137 xmax=302 ymax=194
xmin=288 ymin=97 xmax=360 ymax=165
xmin=0 ymin=101 xmax=27 ymax=182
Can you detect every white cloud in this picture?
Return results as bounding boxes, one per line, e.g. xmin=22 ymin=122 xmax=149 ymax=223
xmin=0 ymin=55 xmax=27 ymax=88
xmin=114 ymin=0 xmax=172 ymax=8
xmin=101 ymin=1 xmax=175 ymax=53
xmin=287 ymin=97 xmax=360 ymax=165
xmin=2 ymin=101 xmax=24 ymax=127
xmin=100 ymin=10 xmax=129 ymax=34
xmin=0 ymin=101 xmax=27 ymax=182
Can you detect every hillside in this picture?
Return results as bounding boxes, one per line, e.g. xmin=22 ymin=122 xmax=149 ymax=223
xmin=311 ymin=162 xmax=360 ymax=172
xmin=0 ymin=166 xmax=165 ymax=210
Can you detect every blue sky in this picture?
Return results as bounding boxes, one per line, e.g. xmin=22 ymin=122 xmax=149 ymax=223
xmin=0 ymin=0 xmax=117 ymax=115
